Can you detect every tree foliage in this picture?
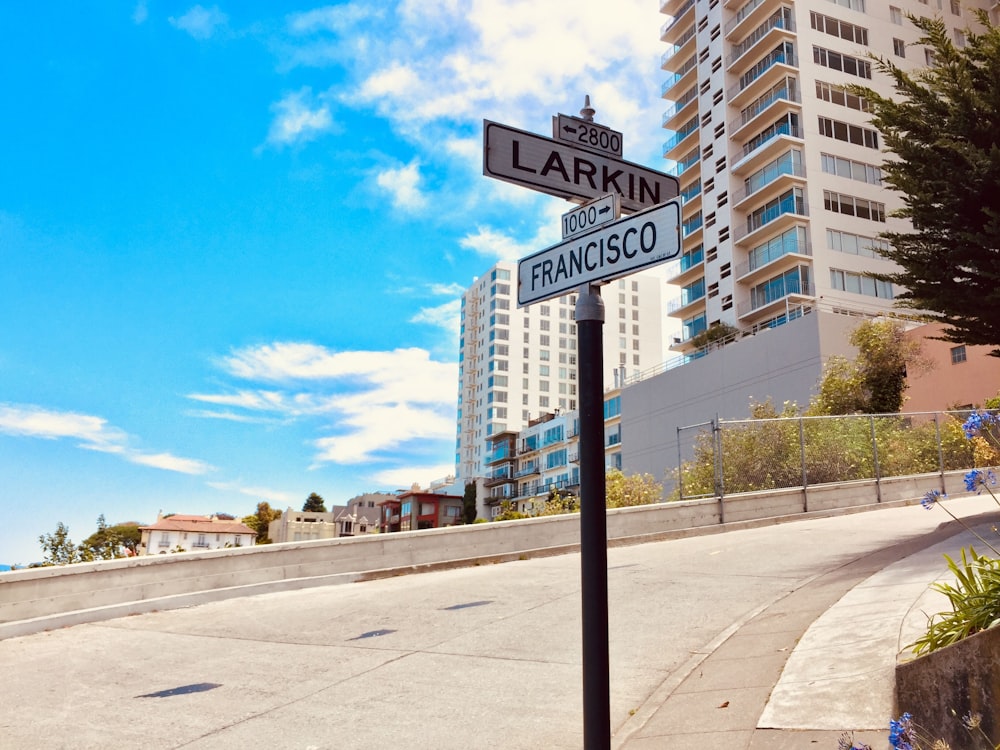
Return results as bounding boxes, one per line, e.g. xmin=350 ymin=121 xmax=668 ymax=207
xmin=302 ymin=492 xmax=327 ymax=513
xmin=461 ymin=482 xmax=478 ymax=524
xmin=80 ymin=515 xmax=139 ymax=559
xmin=809 ymin=319 xmax=926 ymax=415
xmin=605 ymin=469 xmax=663 ymax=508
xmin=851 ymin=12 xmax=1000 ymax=352
xmin=38 ymin=522 xmax=82 ymax=566
xmin=241 ymin=501 xmax=282 ymax=543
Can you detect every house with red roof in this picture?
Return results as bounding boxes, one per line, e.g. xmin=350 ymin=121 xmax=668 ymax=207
xmin=138 ymin=513 xmax=256 ymax=555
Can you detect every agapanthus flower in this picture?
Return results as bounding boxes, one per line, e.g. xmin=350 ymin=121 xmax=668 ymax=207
xmin=964 ymin=469 xmax=997 ymax=494
xmin=962 ymin=411 xmax=998 ymax=439
xmin=890 ymin=712 xmax=914 ymax=750
xmin=838 ymin=732 xmax=872 ymax=750
xmin=961 ymin=710 xmax=982 ymax=730
xmin=922 ymin=489 xmax=945 ymax=509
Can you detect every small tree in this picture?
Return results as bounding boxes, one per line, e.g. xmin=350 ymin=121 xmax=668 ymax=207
xmin=605 ymin=469 xmax=663 ymax=508
xmin=302 ymin=492 xmax=327 ymax=513
xmin=809 ymin=319 xmax=926 ymax=415
xmin=80 ymin=514 xmax=126 ymax=560
xmin=242 ymin=501 xmax=282 ymax=544
xmin=461 ymin=482 xmax=478 ymax=524
xmin=38 ymin=522 xmax=81 ymax=566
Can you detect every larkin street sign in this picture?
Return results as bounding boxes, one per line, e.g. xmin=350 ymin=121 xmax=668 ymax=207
xmin=483 ymin=120 xmax=678 ymax=213
xmin=553 ymin=114 xmax=623 ymax=157
xmin=517 ymin=200 xmax=681 ymax=306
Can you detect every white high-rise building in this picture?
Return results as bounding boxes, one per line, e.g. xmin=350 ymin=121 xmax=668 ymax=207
xmin=456 ymin=260 xmax=664 ymax=483
xmin=660 ymin=0 xmax=998 ymax=352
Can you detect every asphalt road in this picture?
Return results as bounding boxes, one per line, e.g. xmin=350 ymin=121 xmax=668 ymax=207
xmin=3 ymin=495 xmax=996 ymax=749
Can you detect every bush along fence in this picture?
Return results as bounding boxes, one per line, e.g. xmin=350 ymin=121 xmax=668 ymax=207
xmin=672 ymin=409 xmax=999 ymax=506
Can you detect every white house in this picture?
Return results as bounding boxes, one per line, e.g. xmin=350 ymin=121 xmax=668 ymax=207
xmin=138 ymin=513 xmax=256 ymax=555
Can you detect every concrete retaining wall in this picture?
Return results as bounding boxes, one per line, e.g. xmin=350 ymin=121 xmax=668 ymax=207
xmin=0 ymin=470 xmax=966 ymax=639
xmin=896 ymin=625 xmax=1000 ymax=747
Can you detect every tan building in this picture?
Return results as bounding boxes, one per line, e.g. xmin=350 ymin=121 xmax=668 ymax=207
xmin=268 ymin=493 xmax=387 ymax=543
xmin=138 ymin=514 xmax=256 ymax=555
xmin=905 ymin=323 xmax=1000 ymax=412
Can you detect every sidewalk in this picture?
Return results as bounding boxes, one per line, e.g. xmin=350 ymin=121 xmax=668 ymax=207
xmin=616 ymin=511 xmax=994 ymax=749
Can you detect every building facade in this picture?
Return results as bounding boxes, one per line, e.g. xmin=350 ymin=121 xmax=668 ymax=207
xmin=378 ymin=488 xmax=464 ymax=533
xmin=659 ymin=0 xmax=997 ymax=351
xmin=456 ymin=260 xmax=664 ymax=486
xmin=138 ymin=514 xmax=256 ymax=555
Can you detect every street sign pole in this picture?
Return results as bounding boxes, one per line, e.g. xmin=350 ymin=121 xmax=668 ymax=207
xmin=576 ymin=282 xmax=610 ymax=750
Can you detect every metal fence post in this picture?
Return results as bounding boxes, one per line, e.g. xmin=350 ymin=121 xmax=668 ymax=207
xmin=713 ymin=415 xmax=725 ymax=524
xmin=935 ymin=412 xmax=946 ymax=492
xmin=676 ymin=425 xmax=684 ymax=502
xmin=799 ymin=416 xmax=808 ymax=512
xmin=870 ymin=415 xmax=882 ymax=503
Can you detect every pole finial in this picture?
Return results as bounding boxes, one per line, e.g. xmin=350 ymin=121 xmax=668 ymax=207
xmin=580 ymin=95 xmax=595 ymax=122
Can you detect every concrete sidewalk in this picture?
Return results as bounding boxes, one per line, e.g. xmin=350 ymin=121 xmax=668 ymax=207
xmin=2 ymin=495 xmax=997 ymax=749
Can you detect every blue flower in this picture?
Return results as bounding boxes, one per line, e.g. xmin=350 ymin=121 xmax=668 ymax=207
xmin=964 ymin=469 xmax=995 ymax=493
xmin=921 ymin=489 xmax=944 ymax=509
xmin=889 ymin=713 xmax=914 ymax=750
xmin=963 ymin=411 xmax=999 ymax=439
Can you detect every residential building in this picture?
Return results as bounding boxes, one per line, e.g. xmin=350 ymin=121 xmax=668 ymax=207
xmin=483 ymin=389 xmax=623 ymax=517
xmin=138 ymin=514 xmax=256 ymax=555
xmin=903 ymin=323 xmax=1000 ymax=412
xmin=268 ymin=493 xmax=389 ymax=543
xmin=456 ymin=259 xmax=665 ymax=498
xmin=378 ymin=486 xmax=464 ymax=533
xmin=659 ymin=0 xmax=995 ymax=351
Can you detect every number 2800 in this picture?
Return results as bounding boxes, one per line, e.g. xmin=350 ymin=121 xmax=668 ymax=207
xmin=574 ymin=125 xmax=621 ymax=153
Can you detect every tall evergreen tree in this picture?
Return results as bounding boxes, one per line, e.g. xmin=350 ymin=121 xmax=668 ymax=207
xmin=852 ymin=12 xmax=1000 ymax=351
xmin=302 ymin=492 xmax=327 ymax=513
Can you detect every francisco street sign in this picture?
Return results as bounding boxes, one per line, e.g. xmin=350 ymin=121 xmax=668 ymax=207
xmin=517 ymin=200 xmax=681 ymax=307
xmin=483 ymin=119 xmax=678 ymax=213
xmin=562 ymin=193 xmax=619 ymax=240
xmin=553 ymin=114 xmax=623 ymax=157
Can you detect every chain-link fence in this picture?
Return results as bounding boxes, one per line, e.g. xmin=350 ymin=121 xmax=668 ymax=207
xmin=674 ymin=410 xmax=996 ymax=502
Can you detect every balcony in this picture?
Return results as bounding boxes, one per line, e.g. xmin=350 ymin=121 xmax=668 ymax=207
xmin=726 ymin=9 xmax=795 ymax=74
xmin=668 ymin=279 xmax=706 ymax=316
xmin=660 ymin=0 xmax=695 ymax=43
xmin=666 ymin=244 xmax=705 ymax=286
xmin=484 ymin=444 xmax=513 ymax=465
xmin=727 ymin=46 xmax=797 ymax=109
xmin=662 ymin=117 xmax=698 ymax=159
xmin=735 ymin=229 xmax=812 ymax=284
xmin=725 ymin=0 xmax=781 ymax=40
xmin=729 ymin=77 xmax=799 ymax=142
xmin=734 ymin=192 xmax=808 ymax=247
xmin=661 ymin=55 xmax=697 ymax=97
xmin=662 ymin=87 xmax=698 ymax=129
xmin=661 ymin=27 xmax=696 ymax=70
xmin=732 ymin=156 xmax=805 ymax=209
xmin=732 ymin=120 xmax=803 ymax=176
xmin=515 ymin=462 xmax=541 ymax=478
xmin=666 ymin=147 xmax=700 ymax=178
xmin=738 ymin=276 xmax=816 ymax=322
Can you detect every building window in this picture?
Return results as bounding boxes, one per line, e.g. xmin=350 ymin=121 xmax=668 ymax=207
xmin=813 ymin=46 xmax=872 ymax=79
xmin=890 ymin=6 xmax=902 ymax=24
xmin=830 ymin=269 xmax=894 ymax=299
xmin=823 ymin=191 xmax=886 ymax=222
xmin=825 ymin=0 xmax=864 ymax=10
xmin=893 ymin=38 xmax=906 ymax=58
xmin=951 ymin=345 xmax=967 ymax=364
xmin=818 ymin=116 xmax=879 ymax=149
xmin=821 ymin=153 xmax=882 ymax=184
xmin=810 ymin=13 xmax=869 ymax=45
xmin=815 ymin=81 xmax=870 ymax=112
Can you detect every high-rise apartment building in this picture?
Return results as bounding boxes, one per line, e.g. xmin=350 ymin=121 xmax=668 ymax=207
xmin=659 ymin=0 xmax=998 ymax=352
xmin=456 ymin=260 xmax=664 ymax=482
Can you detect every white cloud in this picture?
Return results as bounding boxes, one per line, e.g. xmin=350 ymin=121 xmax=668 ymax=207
xmin=426 ymin=282 xmax=465 ymax=296
xmin=192 ymin=343 xmax=457 ymax=467
xmin=287 ymin=3 xmax=382 ymax=35
xmin=169 ymin=4 xmax=228 ymax=40
xmin=0 ymin=403 xmax=212 ymax=475
xmin=207 ymin=480 xmax=296 ymax=505
xmin=370 ymin=463 xmax=457 ymax=490
xmin=132 ymin=0 xmax=148 ymax=24
xmin=264 ymin=88 xmax=334 ymax=148
xmin=375 ymin=160 xmax=427 ymax=211
xmin=410 ymin=299 xmax=460 ymax=332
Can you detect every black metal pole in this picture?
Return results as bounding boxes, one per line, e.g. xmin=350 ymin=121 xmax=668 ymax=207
xmin=576 ymin=283 xmax=609 ymax=750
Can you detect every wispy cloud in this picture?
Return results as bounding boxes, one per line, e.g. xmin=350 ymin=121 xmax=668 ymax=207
xmin=287 ymin=3 xmax=382 ymax=35
xmin=375 ymin=160 xmax=427 ymax=211
xmin=410 ymin=299 xmax=460 ymax=333
xmin=0 ymin=403 xmax=212 ymax=475
xmin=190 ymin=343 xmax=457 ymax=467
xmin=207 ymin=480 xmax=296 ymax=505
xmin=132 ymin=0 xmax=148 ymax=24
xmin=169 ymin=4 xmax=229 ymax=40
xmin=264 ymin=88 xmax=335 ymax=148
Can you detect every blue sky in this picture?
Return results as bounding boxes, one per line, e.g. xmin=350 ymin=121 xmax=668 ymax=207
xmin=0 ymin=1 xmax=667 ymax=564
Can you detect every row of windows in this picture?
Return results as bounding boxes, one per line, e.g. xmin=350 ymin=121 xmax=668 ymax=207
xmin=813 ymin=46 xmax=871 ymax=79
xmin=830 ymin=269 xmax=894 ymax=299
xmin=824 ymin=190 xmax=886 ymax=222
xmin=827 ymin=229 xmax=889 ymax=258
xmin=815 ymin=81 xmax=870 ymax=113
xmin=810 ymin=12 xmax=868 ymax=46
xmin=818 ymin=116 xmax=879 ymax=149
xmin=820 ymin=153 xmax=882 ymax=185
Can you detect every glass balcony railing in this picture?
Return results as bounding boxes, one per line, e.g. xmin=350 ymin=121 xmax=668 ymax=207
xmin=728 ymin=46 xmax=797 ymax=99
xmin=662 ymin=117 xmax=698 ymax=154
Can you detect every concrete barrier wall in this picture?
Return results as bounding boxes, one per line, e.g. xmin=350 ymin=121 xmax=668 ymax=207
xmin=0 ymin=469 xmax=969 ymax=638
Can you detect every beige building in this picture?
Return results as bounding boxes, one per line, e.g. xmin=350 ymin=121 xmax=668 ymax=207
xmin=660 ymin=0 xmax=998 ymax=350
xmin=138 ymin=514 xmax=255 ymax=555
xmin=268 ymin=493 xmax=387 ymax=543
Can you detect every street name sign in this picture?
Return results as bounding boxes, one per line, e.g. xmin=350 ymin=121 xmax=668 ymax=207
xmin=553 ymin=114 xmax=623 ymax=157
xmin=518 ymin=199 xmax=681 ymax=306
xmin=483 ymin=119 xmax=678 ymax=213
xmin=562 ymin=193 xmax=619 ymax=240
